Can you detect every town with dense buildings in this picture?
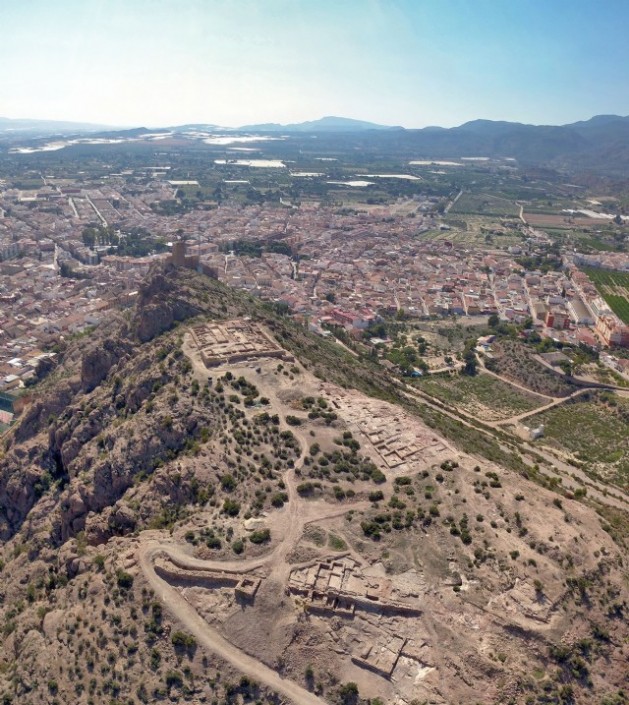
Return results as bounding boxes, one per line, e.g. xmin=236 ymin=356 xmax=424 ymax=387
xmin=5 ymin=0 xmax=629 ymax=699
xmin=0 ymin=122 xmax=628 ymax=704
xmin=1 ymin=165 xmax=628 ymax=424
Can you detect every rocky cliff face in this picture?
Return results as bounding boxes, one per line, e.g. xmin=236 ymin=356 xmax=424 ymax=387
xmin=0 ymin=266 xmax=289 ymax=705
xmin=132 ymin=264 xmax=204 ymax=342
xmin=0 ymin=266 xmax=217 ymax=543
xmin=80 ymin=337 xmax=133 ymax=393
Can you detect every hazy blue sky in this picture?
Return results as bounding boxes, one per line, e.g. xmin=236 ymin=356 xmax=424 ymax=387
xmin=2 ymin=0 xmax=628 ymax=128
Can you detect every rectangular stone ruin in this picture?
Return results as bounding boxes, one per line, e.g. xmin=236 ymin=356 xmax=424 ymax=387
xmin=190 ymin=319 xmax=294 ymax=368
xmin=235 ymin=576 xmax=262 ymax=600
xmin=351 ymin=636 xmax=408 ymax=679
xmin=287 ymin=558 xmax=422 ymax=618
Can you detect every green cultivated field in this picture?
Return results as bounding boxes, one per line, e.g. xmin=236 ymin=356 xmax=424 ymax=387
xmin=529 ymin=393 xmax=629 ymax=489
xmin=582 ymin=267 xmax=629 ymax=324
xmin=415 ymin=372 xmax=546 ymax=422
xmin=450 ymin=192 xmax=520 ymax=217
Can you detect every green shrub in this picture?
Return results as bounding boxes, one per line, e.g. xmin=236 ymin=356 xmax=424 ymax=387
xmin=271 ymin=492 xmax=289 ymax=508
xmin=220 ymin=474 xmax=237 ymax=491
xmin=339 ymin=682 xmax=359 ymax=705
xmin=361 ymin=521 xmax=381 ymax=540
xmin=297 ymin=481 xmax=315 ymax=496
xmin=206 ymin=536 xmax=221 ymax=549
xmin=249 ymin=529 xmax=271 ymax=544
xmin=223 ymin=499 xmax=241 ymax=516
xmin=171 ymin=631 xmax=196 ymax=650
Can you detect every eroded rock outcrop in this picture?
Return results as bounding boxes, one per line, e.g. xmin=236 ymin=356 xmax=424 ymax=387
xmin=80 ymin=337 xmax=133 ymax=393
xmin=132 ymin=265 xmax=203 ymax=343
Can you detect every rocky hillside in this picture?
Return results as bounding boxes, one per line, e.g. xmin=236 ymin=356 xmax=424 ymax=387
xmin=0 ymin=265 xmax=627 ymax=705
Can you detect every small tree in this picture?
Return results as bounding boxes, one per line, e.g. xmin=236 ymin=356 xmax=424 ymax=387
xmin=462 ymin=347 xmax=478 ymax=376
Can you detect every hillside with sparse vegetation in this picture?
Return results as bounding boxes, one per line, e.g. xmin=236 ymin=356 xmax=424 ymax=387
xmin=0 ymin=265 xmax=627 ymax=705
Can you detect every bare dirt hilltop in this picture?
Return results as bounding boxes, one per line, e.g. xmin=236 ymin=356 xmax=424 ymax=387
xmin=0 ymin=265 xmax=627 ymax=705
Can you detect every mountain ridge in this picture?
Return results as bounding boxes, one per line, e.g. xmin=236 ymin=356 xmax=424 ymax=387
xmin=0 ymin=264 xmax=627 ymax=705
xmin=237 ymin=115 xmax=397 ymax=132
xmin=4 ymin=112 xmax=628 ymax=135
xmin=3 ymin=113 xmax=629 ymax=175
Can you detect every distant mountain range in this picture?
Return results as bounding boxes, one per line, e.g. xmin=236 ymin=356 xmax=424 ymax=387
xmin=237 ymin=116 xmax=395 ymax=132
xmin=408 ymin=115 xmax=629 ymax=175
xmin=2 ymin=112 xmax=627 ymax=137
xmin=2 ymin=113 xmax=629 ymax=176
xmin=230 ymin=114 xmax=629 ymax=176
xmin=0 ymin=115 xmax=392 ymax=137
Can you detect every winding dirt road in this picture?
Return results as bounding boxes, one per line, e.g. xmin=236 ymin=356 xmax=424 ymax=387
xmin=138 ymin=482 xmax=370 ymax=705
xmin=138 ymin=333 xmax=628 ymax=704
xmin=138 ymin=340 xmax=374 ymax=703
xmin=138 ymin=543 xmax=328 ymax=705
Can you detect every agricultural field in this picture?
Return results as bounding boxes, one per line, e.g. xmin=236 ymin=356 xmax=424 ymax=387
xmin=582 ymin=267 xmax=629 ymax=324
xmin=523 ymin=212 xmax=597 ymax=228
xmin=450 ymin=191 xmax=520 ymax=217
xmin=567 ymin=228 xmax=628 ymax=253
xmin=430 ymin=214 xmax=525 ymax=247
xmin=415 ymin=371 xmax=547 ymax=422
xmin=527 ymin=392 xmax=629 ymax=489
xmin=484 ymin=339 xmax=578 ymax=397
